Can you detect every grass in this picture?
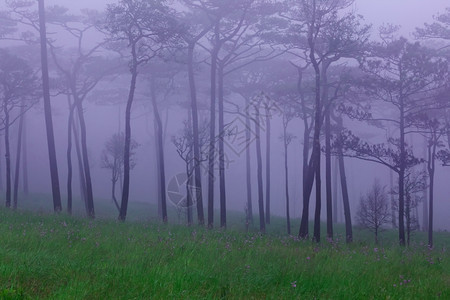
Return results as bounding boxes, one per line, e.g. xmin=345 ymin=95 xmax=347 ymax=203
xmin=0 ymin=195 xmax=449 ymax=299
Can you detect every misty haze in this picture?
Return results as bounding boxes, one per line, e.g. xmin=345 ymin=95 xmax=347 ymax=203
xmin=0 ymin=0 xmax=449 ymax=298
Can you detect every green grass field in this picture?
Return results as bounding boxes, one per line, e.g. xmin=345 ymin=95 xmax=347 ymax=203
xmin=0 ymin=195 xmax=449 ymax=299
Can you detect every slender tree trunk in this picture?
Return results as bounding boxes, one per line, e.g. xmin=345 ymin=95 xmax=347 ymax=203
xmin=154 ymin=115 xmax=162 ymax=219
xmin=151 ymin=77 xmax=168 ymax=223
xmin=245 ymin=97 xmax=253 ymax=226
xmin=75 ymin=98 xmax=95 ymax=218
xmin=283 ymin=125 xmax=291 ymax=235
xmin=22 ymin=113 xmax=28 ymax=195
xmin=207 ymin=33 xmax=219 ymax=228
xmin=336 ymin=117 xmax=352 ymax=243
xmin=332 ymin=157 xmax=338 ymax=223
xmin=66 ymin=98 xmax=75 ymax=215
xmin=422 ymin=139 xmax=428 ymax=232
xmin=187 ymin=44 xmax=204 ymax=225
xmin=398 ymin=96 xmax=406 ymax=246
xmin=313 ymin=149 xmax=321 ymax=243
xmin=218 ymin=64 xmax=226 ymax=228
xmin=13 ymin=104 xmax=25 ymax=210
xmin=72 ymin=114 xmax=87 ymax=210
xmin=0 ymin=138 xmax=3 ymax=192
xmin=4 ymin=107 xmax=11 ymax=208
xmin=389 ymin=168 xmax=396 ymax=228
xmin=119 ymin=53 xmax=138 ymax=222
xmin=312 ymin=69 xmax=322 ymax=243
xmin=265 ymin=104 xmax=271 ymax=225
xmin=255 ymin=103 xmax=265 ymax=233
xmin=186 ymin=109 xmax=193 ymax=225
xmin=325 ymin=106 xmax=333 ymax=239
xmin=298 ymin=112 xmax=313 ymax=237
xmin=427 ymin=133 xmax=436 ymax=248
xmin=38 ymin=0 xmax=62 ymax=212
xmin=112 ymin=176 xmax=120 ymax=212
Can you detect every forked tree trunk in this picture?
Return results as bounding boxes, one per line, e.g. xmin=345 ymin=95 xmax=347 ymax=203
xmin=38 ymin=0 xmax=62 ymax=212
xmin=75 ymin=98 xmax=95 ymax=218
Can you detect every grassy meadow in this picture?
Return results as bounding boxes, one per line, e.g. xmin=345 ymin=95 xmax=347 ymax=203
xmin=0 ymin=195 xmax=449 ymax=299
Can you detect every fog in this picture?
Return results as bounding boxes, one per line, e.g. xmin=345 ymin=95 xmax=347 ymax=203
xmin=0 ymin=0 xmax=449 ymax=235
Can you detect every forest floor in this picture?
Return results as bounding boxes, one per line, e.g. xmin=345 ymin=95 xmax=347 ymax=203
xmin=0 ymin=195 xmax=449 ymax=299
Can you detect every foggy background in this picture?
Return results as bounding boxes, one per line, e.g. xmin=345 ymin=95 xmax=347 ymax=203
xmin=0 ymin=0 xmax=449 ymax=230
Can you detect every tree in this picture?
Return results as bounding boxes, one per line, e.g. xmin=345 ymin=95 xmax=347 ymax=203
xmin=48 ymin=8 xmax=116 ymax=218
xmin=0 ymin=50 xmax=38 ymax=208
xmin=105 ymin=0 xmax=180 ymax=222
xmin=178 ymin=3 xmax=213 ymax=226
xmin=280 ymin=106 xmax=295 ymax=235
xmin=101 ymin=133 xmax=139 ymax=212
xmin=357 ymin=180 xmax=390 ymax=244
xmin=172 ymin=119 xmax=209 ymax=225
xmin=38 ymin=0 xmax=63 ymax=212
xmin=280 ymin=0 xmax=369 ymax=242
xmin=344 ymin=32 xmax=448 ymax=245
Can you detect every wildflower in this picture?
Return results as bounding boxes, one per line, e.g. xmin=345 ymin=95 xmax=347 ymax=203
xmin=374 ymin=248 xmax=378 ymax=252
xmin=306 ymin=256 xmax=310 ymax=260
xmin=291 ymin=281 xmax=297 ymax=288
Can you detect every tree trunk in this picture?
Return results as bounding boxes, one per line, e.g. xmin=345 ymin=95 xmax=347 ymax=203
xmin=75 ymin=98 xmax=95 ymax=218
xmin=13 ymin=104 xmax=25 ymax=209
xmin=245 ymin=97 xmax=253 ymax=226
xmin=112 ymin=176 xmax=120 ymax=212
xmin=325 ymin=103 xmax=333 ymax=239
xmin=187 ymin=45 xmax=204 ymax=225
xmin=151 ymin=77 xmax=168 ymax=223
xmin=332 ymin=157 xmax=338 ymax=223
xmin=389 ymin=168 xmax=396 ymax=228
xmin=119 ymin=52 xmax=138 ymax=222
xmin=4 ymin=106 xmax=11 ymax=208
xmin=398 ymin=96 xmax=406 ymax=246
xmin=422 ymin=139 xmax=428 ymax=232
xmin=207 ymin=32 xmax=219 ymax=228
xmin=218 ymin=64 xmax=226 ymax=228
xmin=0 ymin=138 xmax=3 ymax=192
xmin=38 ymin=0 xmax=62 ymax=212
xmin=298 ymin=74 xmax=313 ymax=239
xmin=186 ymin=34 xmax=205 ymax=225
xmin=72 ymin=114 xmax=88 ymax=211
xmin=22 ymin=112 xmax=28 ymax=195
xmin=335 ymin=116 xmax=353 ymax=243
xmin=154 ymin=115 xmax=162 ymax=219
xmin=186 ymin=109 xmax=193 ymax=225
xmin=66 ymin=98 xmax=75 ymax=215
xmin=255 ymin=103 xmax=265 ymax=233
xmin=283 ymin=125 xmax=291 ymax=235
xmin=427 ymin=133 xmax=436 ymax=248
xmin=265 ymin=104 xmax=271 ymax=225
